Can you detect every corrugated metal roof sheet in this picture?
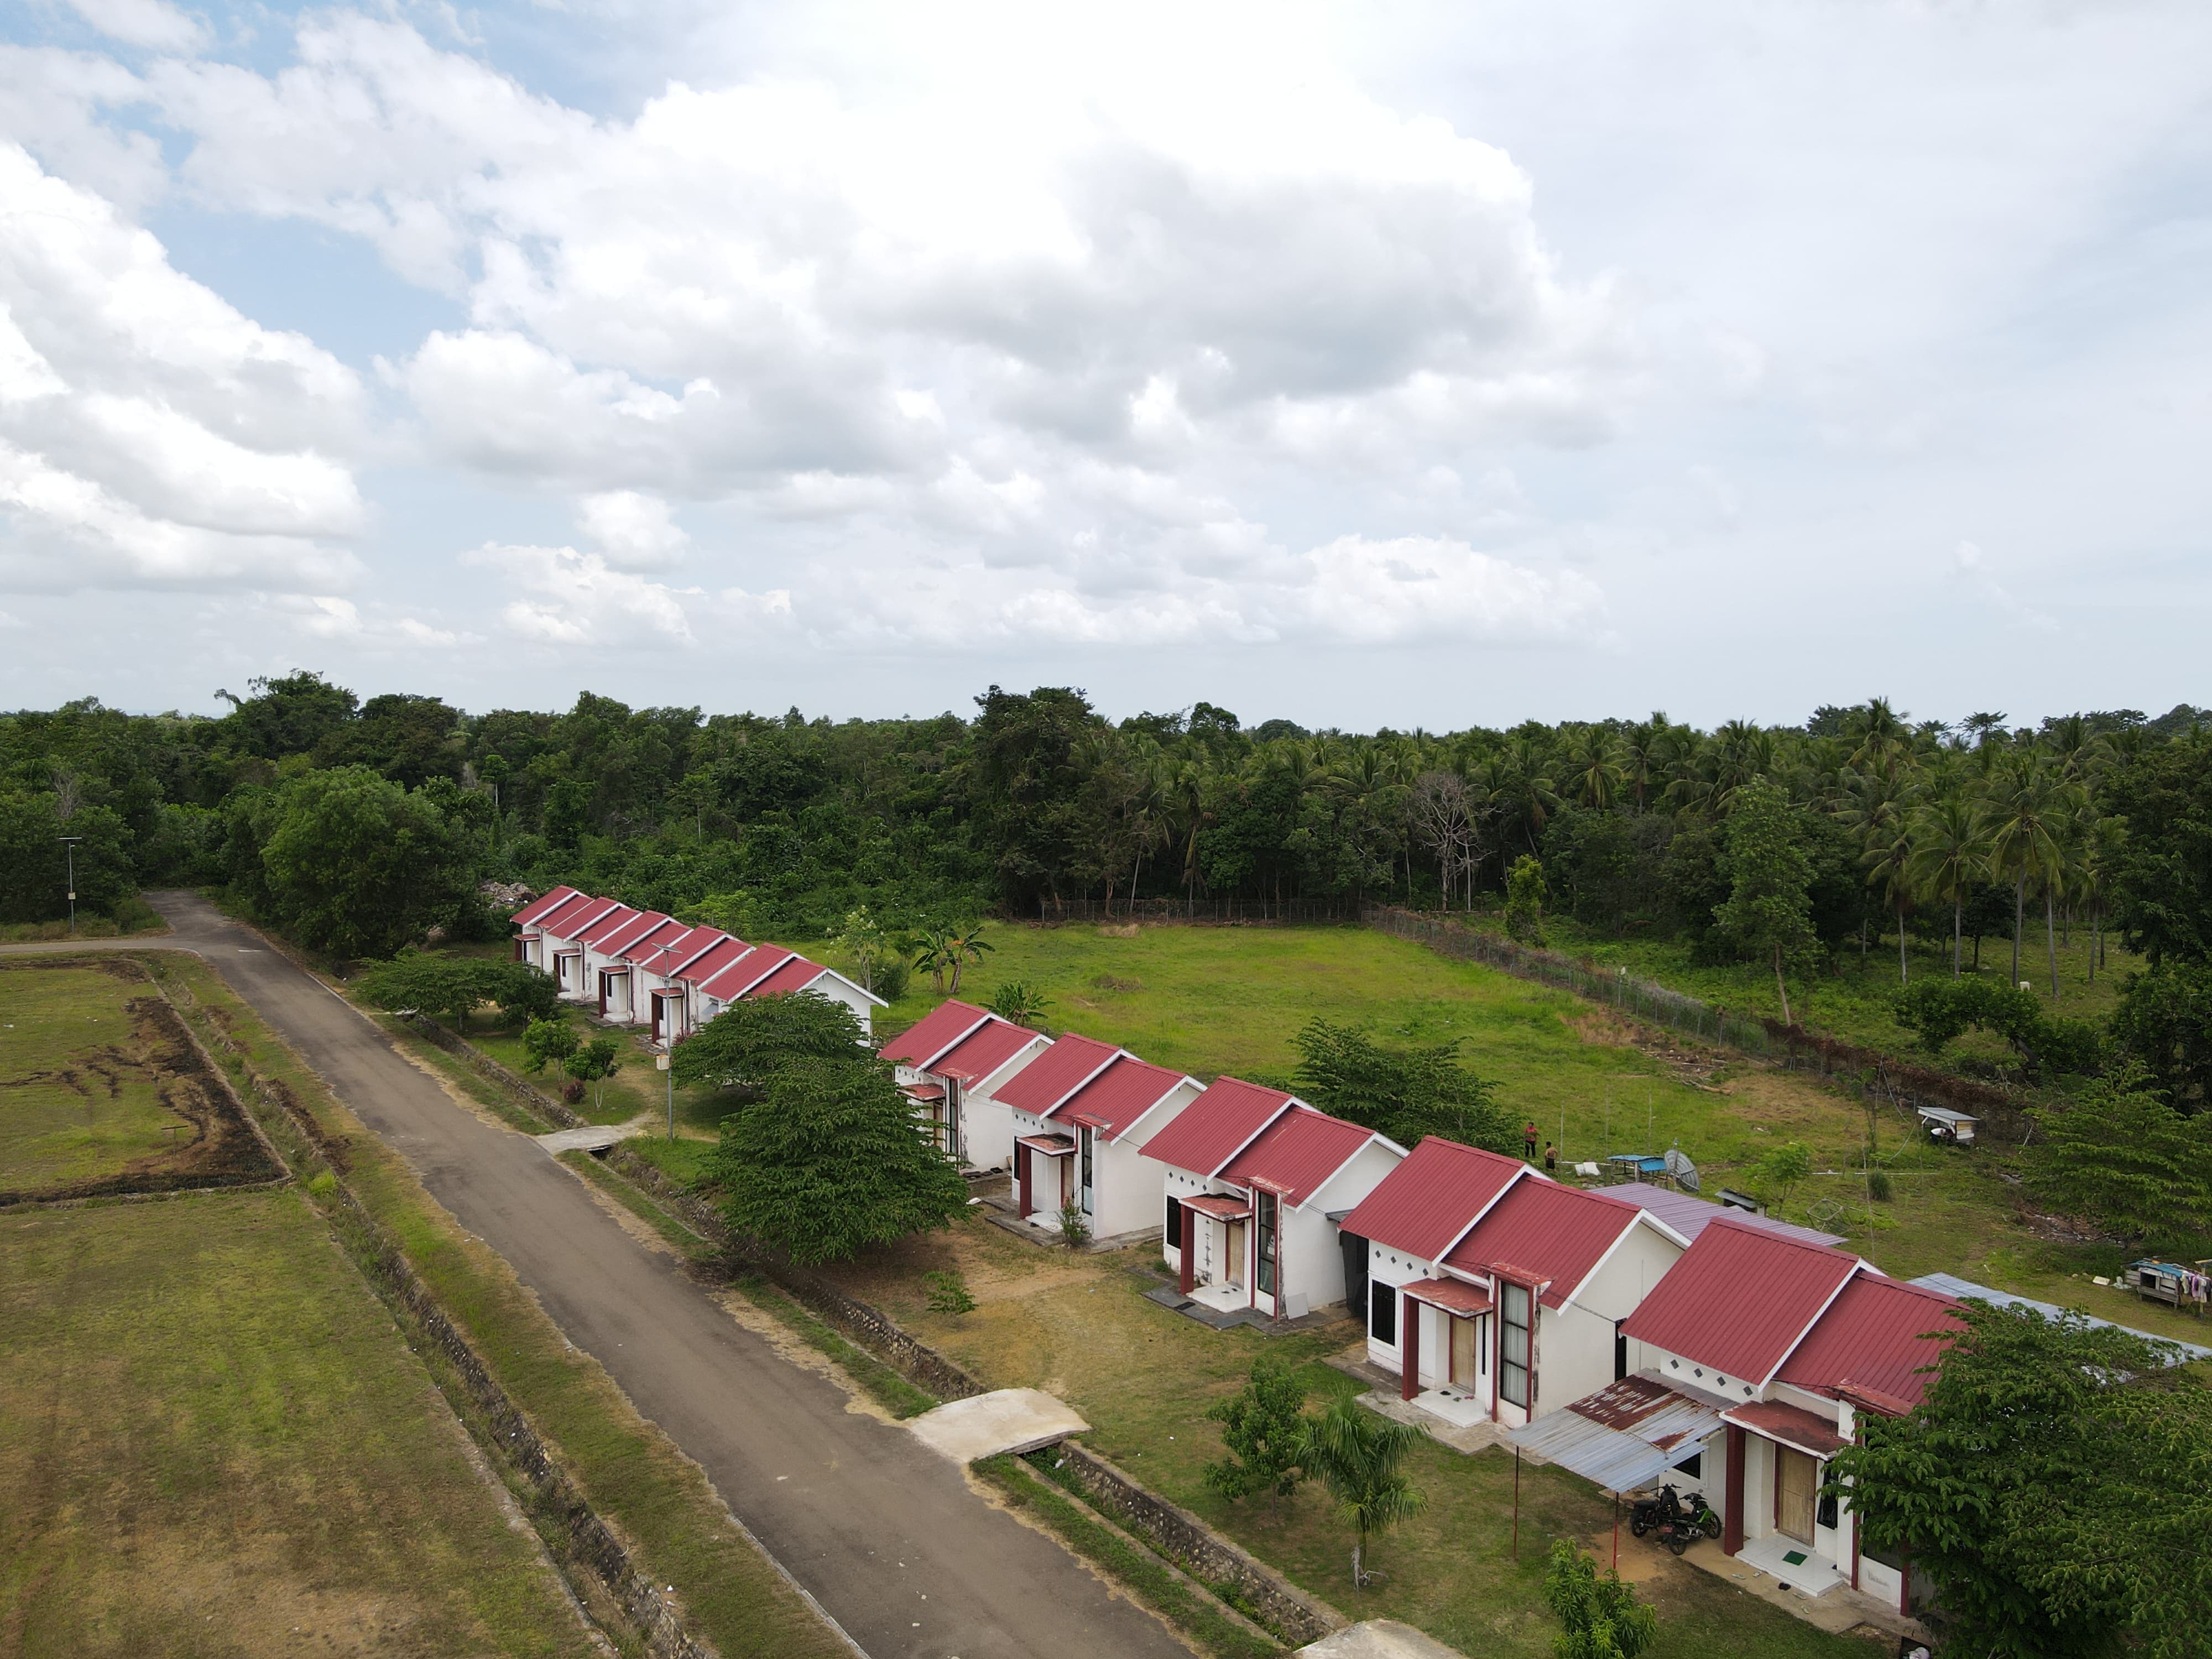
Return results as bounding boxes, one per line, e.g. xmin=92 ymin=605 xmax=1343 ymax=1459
xmin=1506 ymin=1373 xmax=1727 ymax=1496
xmin=881 ymin=1001 xmax=992 ymax=1066
xmin=1620 ymin=1217 xmax=1862 ymax=1385
xmin=676 ymin=936 xmax=754 ymax=985
xmin=540 ymin=894 xmax=620 ymax=941
xmin=698 ymin=947 xmax=795 ymax=1001
xmin=1907 ymin=1272 xmax=2212 ymax=1363
xmin=931 ymin=1021 xmax=1042 ymax=1085
xmin=748 ymin=955 xmax=829 ymax=999
xmin=1404 ymin=1277 xmax=1493 ymax=1316
xmin=1138 ymin=1077 xmax=1295 ymax=1177
xmin=596 ymin=911 xmax=674 ymax=957
xmin=511 ymin=885 xmax=581 ymax=927
xmin=1217 ymin=1105 xmax=1379 ymax=1208
xmin=1046 ymin=1055 xmax=1186 ymax=1141
xmin=1182 ymin=1194 xmax=1251 ymax=1220
xmin=1723 ymin=1399 xmax=1849 ymax=1457
xmin=1337 ymin=1135 xmax=1530 ymax=1262
xmin=1446 ymin=1179 xmax=1647 ymax=1309
xmin=994 ymin=1035 xmax=1121 ymax=1117
xmin=1775 ymin=1275 xmax=1964 ymax=1411
xmin=1590 ymin=1182 xmax=1844 ymax=1249
xmin=575 ymin=904 xmax=643 ymax=946
xmin=625 ymin=922 xmax=720 ymax=969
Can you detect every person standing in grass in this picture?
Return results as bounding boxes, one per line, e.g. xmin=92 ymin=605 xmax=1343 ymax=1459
xmin=1524 ymin=1121 xmax=1540 ymax=1161
xmin=1544 ymin=1141 xmax=1557 ymax=1173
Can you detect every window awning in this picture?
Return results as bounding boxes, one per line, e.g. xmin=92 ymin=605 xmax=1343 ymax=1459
xmin=1017 ymin=1133 xmax=1076 ymax=1156
xmin=902 ymin=1082 xmax=947 ymax=1102
xmin=1507 ymin=1373 xmax=1727 ymax=1497
xmin=1403 ymin=1277 xmax=1493 ymax=1317
xmin=1181 ymin=1194 xmax=1251 ymax=1221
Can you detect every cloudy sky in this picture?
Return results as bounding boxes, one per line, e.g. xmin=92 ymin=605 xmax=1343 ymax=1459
xmin=3 ymin=1 xmax=2208 ymax=729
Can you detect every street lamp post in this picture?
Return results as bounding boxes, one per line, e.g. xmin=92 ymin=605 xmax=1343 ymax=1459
xmin=58 ymin=836 xmax=84 ymax=935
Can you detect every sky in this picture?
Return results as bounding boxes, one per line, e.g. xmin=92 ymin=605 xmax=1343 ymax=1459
xmin=2 ymin=0 xmax=2209 ymax=732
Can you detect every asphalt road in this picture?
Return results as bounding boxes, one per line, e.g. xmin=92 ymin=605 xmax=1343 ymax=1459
xmin=8 ymin=895 xmax=1188 ymax=1659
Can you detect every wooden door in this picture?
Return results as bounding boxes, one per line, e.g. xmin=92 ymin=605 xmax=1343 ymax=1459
xmin=1776 ymin=1447 xmax=1818 ymax=1544
xmin=1450 ymin=1316 xmax=1477 ymax=1385
xmin=1225 ymin=1222 xmax=1246 ymax=1285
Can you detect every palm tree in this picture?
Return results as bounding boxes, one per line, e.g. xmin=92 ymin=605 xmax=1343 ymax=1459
xmin=1861 ymin=818 xmax=1918 ymax=984
xmin=2074 ymin=812 xmax=2122 ymax=985
xmin=1981 ymin=755 xmax=2079 ymax=992
xmin=1906 ymin=795 xmax=1988 ymax=977
xmin=1297 ymin=1393 xmax=1425 ymax=1589
xmin=1562 ymin=729 xmax=1624 ymax=811
xmin=943 ymin=924 xmax=993 ymax=994
xmin=1834 ymin=768 xmax=1913 ymax=968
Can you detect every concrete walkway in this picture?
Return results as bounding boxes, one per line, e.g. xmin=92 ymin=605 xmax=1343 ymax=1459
xmin=3 ymin=898 xmax=1188 ymax=1659
xmin=906 ymin=1389 xmax=1088 ymax=1464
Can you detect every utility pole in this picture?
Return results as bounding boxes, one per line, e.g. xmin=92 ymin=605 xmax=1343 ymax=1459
xmin=58 ymin=836 xmax=83 ymax=935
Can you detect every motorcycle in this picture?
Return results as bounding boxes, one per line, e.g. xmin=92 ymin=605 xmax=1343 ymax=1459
xmin=1630 ymin=1484 xmax=1722 ymax=1547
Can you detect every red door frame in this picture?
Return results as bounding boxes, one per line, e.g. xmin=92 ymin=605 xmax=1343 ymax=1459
xmin=1178 ymin=1204 xmax=1196 ymax=1293
xmin=1016 ymin=1144 xmax=1032 ymax=1217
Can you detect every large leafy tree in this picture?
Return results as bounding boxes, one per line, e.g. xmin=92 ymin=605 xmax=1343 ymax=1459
xmin=1713 ymin=776 xmax=1818 ymax=1025
xmin=704 ymin=1055 xmax=968 ymax=1264
xmin=669 ymin=991 xmax=871 ymax=1092
xmin=353 ymin=953 xmax=556 ymax=1030
xmin=2026 ymin=1068 xmax=2212 ymax=1240
xmin=2101 ymin=728 xmax=2212 ymax=967
xmin=251 ymin=766 xmax=473 ymax=957
xmin=1830 ymin=1302 xmax=2210 ymax=1659
xmin=1291 ymin=1020 xmax=1512 ymax=1154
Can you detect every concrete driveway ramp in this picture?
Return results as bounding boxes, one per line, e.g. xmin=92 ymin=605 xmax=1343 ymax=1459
xmin=1300 ymin=1621 xmax=1469 ymax=1659
xmin=535 ymin=1123 xmax=644 ymax=1153
xmin=907 ymin=1389 xmax=1088 ymax=1463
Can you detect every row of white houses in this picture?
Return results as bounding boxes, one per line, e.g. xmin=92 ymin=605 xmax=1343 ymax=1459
xmin=878 ymin=993 xmax=1970 ymax=1621
xmin=500 ymin=897 xmax=1977 ymax=1625
xmin=508 ymin=885 xmax=885 ymax=1040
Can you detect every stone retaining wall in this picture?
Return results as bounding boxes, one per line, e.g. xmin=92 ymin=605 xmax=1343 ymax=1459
xmin=406 ymin=1015 xmax=588 ymax=1130
xmin=1052 ymin=1443 xmax=1347 ymax=1646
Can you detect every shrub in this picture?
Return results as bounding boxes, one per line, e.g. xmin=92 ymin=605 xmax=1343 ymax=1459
xmin=1058 ymin=1204 xmax=1092 ymax=1250
xmin=1867 ymin=1168 xmax=1893 ymax=1203
xmin=924 ymin=1270 xmax=977 ymax=1316
xmin=1204 ymin=1357 xmax=1308 ymax=1500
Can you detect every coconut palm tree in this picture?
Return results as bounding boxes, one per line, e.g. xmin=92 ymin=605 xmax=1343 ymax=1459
xmin=1981 ymin=754 xmax=2079 ymax=992
xmin=1297 ymin=1392 xmax=1425 ymax=1589
xmin=1906 ymin=794 xmax=1988 ymax=977
xmin=1861 ymin=817 xmax=1919 ymax=984
xmin=1562 ymin=728 xmax=1625 ymax=811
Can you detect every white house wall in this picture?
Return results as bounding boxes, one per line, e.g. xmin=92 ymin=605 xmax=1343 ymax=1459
xmin=1092 ymin=1136 xmax=1162 ymax=1238
xmin=1361 ymin=1245 xmax=1437 ymax=1370
xmin=1119 ymin=1078 xmax=1203 ymax=1151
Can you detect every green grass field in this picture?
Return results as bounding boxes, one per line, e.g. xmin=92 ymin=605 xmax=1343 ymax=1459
xmin=0 ymin=962 xmax=182 ymax=1186
xmin=0 ymin=1189 xmax=599 ymax=1658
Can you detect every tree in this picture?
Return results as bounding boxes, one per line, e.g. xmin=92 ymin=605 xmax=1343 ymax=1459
xmin=1713 ymin=777 xmax=1818 ymax=1026
xmin=1983 ymin=754 xmax=2077 ymax=992
xmin=1291 ymin=1020 xmax=1514 ymax=1154
xmin=1504 ymin=854 xmax=1547 ymax=945
xmin=1757 ymin=1139 xmax=1812 ymax=1211
xmin=520 ymin=1017 xmax=581 ymax=1074
xmin=831 ymin=905 xmax=899 ymax=997
xmin=2110 ymin=961 xmax=2212 ymax=1112
xmin=565 ymin=1037 xmax=622 ymax=1112
xmin=1830 ymin=1301 xmax=2210 ymax=1659
xmin=1204 ymin=1357 xmax=1309 ymax=1501
xmin=985 ymin=980 xmax=1050 ymax=1026
xmin=2100 ymin=728 xmax=2212 ymax=967
xmin=704 ymin=1055 xmax=968 ymax=1264
xmin=943 ymin=923 xmax=992 ymax=993
xmin=1297 ymin=1392 xmax=1424 ymax=1588
xmin=353 ymin=954 xmax=554 ymax=1031
xmin=1541 ymin=1541 xmax=1657 ymax=1659
xmin=669 ymin=992 xmax=869 ymax=1093
xmin=2026 ymin=1068 xmax=2212 ymax=1242
xmin=1906 ymin=794 xmax=1988 ymax=977
xmin=251 ymin=766 xmax=472 ymax=957
xmin=0 ymin=792 xmax=134 ymax=923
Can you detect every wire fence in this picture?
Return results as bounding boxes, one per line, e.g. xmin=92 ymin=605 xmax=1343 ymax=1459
xmin=1005 ymin=895 xmax=1368 ymax=926
xmin=1361 ymin=902 xmax=2033 ymax=1139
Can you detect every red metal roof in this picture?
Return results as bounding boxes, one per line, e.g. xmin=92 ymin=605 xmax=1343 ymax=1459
xmin=539 ymin=893 xmax=619 ymax=940
xmin=676 ymin=936 xmax=754 ymax=986
xmin=881 ymin=1000 xmax=992 ymax=1067
xmin=1620 ymin=1218 xmax=1863 ymax=1385
xmin=698 ymin=948 xmax=797 ymax=1000
xmin=749 ymin=955 xmax=831 ymax=999
xmin=1444 ymin=1178 xmax=1648 ymax=1309
xmin=511 ymin=885 xmax=580 ymax=927
xmin=931 ymin=1020 xmax=1042 ymax=1085
xmin=1775 ymin=1274 xmax=1964 ymax=1412
xmin=1404 ymin=1277 xmax=1493 ymax=1316
xmin=1721 ymin=1399 xmax=1850 ymax=1458
xmin=625 ymin=923 xmax=722 ymax=970
xmin=1137 ymin=1077 xmax=1295 ymax=1177
xmin=994 ymin=1035 xmax=1122 ymax=1117
xmin=575 ymin=904 xmax=643 ymax=947
xmin=596 ymin=911 xmax=674 ymax=957
xmin=1049 ymin=1055 xmax=1189 ymax=1142
xmin=1217 ymin=1105 xmax=1380 ymax=1208
xmin=1336 ymin=1135 xmax=1530 ymax=1262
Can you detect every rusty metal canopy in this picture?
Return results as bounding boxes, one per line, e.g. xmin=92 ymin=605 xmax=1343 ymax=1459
xmin=1507 ymin=1373 xmax=1728 ymax=1496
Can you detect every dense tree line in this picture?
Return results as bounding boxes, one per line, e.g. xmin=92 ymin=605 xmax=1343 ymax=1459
xmin=7 ymin=679 xmax=2211 ymax=1093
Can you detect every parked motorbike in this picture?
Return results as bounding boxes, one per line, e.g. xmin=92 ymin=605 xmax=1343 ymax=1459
xmin=1630 ymin=1484 xmax=1722 ymax=1546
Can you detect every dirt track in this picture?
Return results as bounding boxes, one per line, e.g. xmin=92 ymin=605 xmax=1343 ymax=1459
xmin=2 ymin=896 xmax=1189 ymax=1659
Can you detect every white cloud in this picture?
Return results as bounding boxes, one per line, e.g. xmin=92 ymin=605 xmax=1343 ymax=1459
xmin=66 ymin=0 xmax=207 ymax=55
xmin=465 ymin=542 xmax=700 ymax=646
xmin=577 ymin=489 xmax=690 ymax=570
xmin=0 ymin=144 xmax=367 ymax=594
xmin=265 ymin=593 xmax=469 ymax=649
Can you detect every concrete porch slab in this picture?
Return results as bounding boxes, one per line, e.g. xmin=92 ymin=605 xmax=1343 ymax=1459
xmin=906 ymin=1389 xmax=1089 ymax=1464
xmin=1299 ymin=1619 xmax=1467 ymax=1659
xmin=1355 ymin=1390 xmax=1513 ymax=1456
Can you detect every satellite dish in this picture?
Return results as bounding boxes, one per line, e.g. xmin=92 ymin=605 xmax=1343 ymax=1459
xmin=1665 ymin=1145 xmax=1700 ymax=1193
